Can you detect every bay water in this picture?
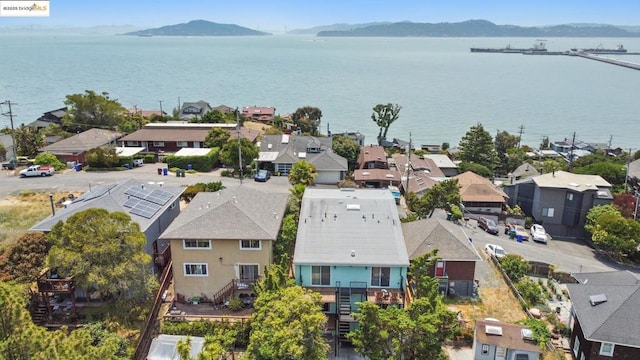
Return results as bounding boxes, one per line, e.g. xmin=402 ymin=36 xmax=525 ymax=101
xmin=1 ymin=34 xmax=639 ymax=149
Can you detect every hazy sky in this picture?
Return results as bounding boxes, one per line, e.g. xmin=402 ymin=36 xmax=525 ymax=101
xmin=1 ymin=0 xmax=639 ymax=32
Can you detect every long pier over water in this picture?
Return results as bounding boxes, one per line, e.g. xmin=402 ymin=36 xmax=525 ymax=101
xmin=572 ymin=53 xmax=640 ymax=71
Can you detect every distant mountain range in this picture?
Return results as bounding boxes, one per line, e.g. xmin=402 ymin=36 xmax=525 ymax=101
xmin=287 ymin=22 xmax=391 ymax=35
xmin=314 ymin=20 xmax=640 ymax=37
xmin=123 ymin=20 xmax=270 ymax=36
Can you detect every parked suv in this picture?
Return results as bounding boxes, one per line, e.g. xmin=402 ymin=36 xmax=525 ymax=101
xmin=478 ymin=217 xmax=499 ymax=235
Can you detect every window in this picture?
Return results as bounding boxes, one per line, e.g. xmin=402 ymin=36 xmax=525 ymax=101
xmin=573 ymin=337 xmax=580 ymax=357
xmin=153 ymin=141 xmax=165 ymax=147
xmin=515 ymin=355 xmax=529 ymax=360
xmin=599 ymin=342 xmax=614 ymax=356
xmin=183 ymin=239 xmax=211 ymax=249
xmin=371 ymin=267 xmax=390 ymax=287
xmin=311 ymin=266 xmax=331 ymax=286
xmin=184 ymin=263 xmax=207 ymax=276
xmin=481 ymin=344 xmax=489 ymax=354
xmin=542 ymin=207 xmax=555 ymax=217
xmin=240 ymin=240 xmax=261 ymax=250
xmin=125 ymin=141 xmax=139 ymax=146
xmin=176 ymin=141 xmax=188 ymax=147
xmin=566 ymin=193 xmax=574 ymax=201
xmin=239 ymin=264 xmax=259 ymax=282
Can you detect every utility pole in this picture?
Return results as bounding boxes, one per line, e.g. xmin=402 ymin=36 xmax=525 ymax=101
xmin=405 ymin=132 xmax=412 ymax=195
xmin=236 ymin=108 xmax=243 ymax=184
xmin=568 ymin=132 xmax=576 ymax=170
xmin=607 ymin=135 xmax=613 ymax=155
xmin=158 ymin=100 xmax=163 ymax=118
xmin=517 ymin=125 xmax=525 ymax=149
xmin=633 ymin=190 xmax=639 ymax=220
xmin=1 ymin=100 xmax=17 ymax=158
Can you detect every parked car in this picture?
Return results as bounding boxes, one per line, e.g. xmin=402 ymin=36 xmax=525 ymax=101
xmin=254 ymin=169 xmax=271 ymax=182
xmin=506 ymin=224 xmax=530 ymax=241
xmin=477 ymin=217 xmax=499 ymax=235
xmin=530 ymin=224 xmax=548 ymax=243
xmin=484 ymin=243 xmax=506 ymax=259
xmin=2 ymin=156 xmax=34 ymax=170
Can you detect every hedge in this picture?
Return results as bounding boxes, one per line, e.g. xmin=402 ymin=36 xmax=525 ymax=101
xmin=165 ymin=148 xmax=219 ymax=172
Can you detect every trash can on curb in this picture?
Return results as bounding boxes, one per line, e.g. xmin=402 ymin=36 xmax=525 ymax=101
xmin=74 ymin=164 xmax=83 ymax=171
xmin=124 ymin=163 xmax=130 ymax=169
xmin=176 ymin=169 xmax=181 ymax=177
xmin=163 ymin=168 xmax=168 ymax=176
xmin=187 ymin=164 xmax=193 ymax=170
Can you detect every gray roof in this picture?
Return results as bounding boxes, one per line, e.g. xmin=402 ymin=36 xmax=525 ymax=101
xmin=159 ymin=187 xmax=289 ymax=240
xmin=628 ymin=158 xmax=640 ymax=179
xmin=293 ymin=189 xmax=409 ymax=266
xmin=258 ymin=134 xmax=347 ymax=171
xmin=30 ymin=178 xmax=184 ymax=233
xmin=572 ymin=270 xmax=639 ymax=286
xmin=512 ymin=162 xmax=540 ymax=178
xmin=42 ymin=128 xmax=123 ymax=154
xmin=532 ymin=171 xmax=611 ymax=192
xmin=402 ymin=218 xmax=481 ymax=261
xmin=567 ymin=271 xmax=640 ymax=347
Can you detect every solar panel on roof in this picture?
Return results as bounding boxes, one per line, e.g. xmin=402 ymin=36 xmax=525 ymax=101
xmin=589 ymin=293 xmax=608 ymax=306
xmin=129 ymin=202 xmax=161 ymax=219
xmin=144 ymin=189 xmax=174 ymax=205
xmin=125 ymin=186 xmax=151 ymax=199
xmin=123 ymin=198 xmax=141 ymax=208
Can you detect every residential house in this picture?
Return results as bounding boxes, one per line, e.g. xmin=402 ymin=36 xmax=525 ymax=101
xmin=40 ymin=128 xmax=124 ymax=164
xmin=402 ymin=218 xmax=481 ymax=297
xmin=473 ymin=319 xmax=541 ymax=360
xmin=179 ymin=101 xmax=212 ymax=120
xmin=353 ymin=145 xmax=402 ymax=188
xmin=159 ymin=187 xmax=289 ymax=304
xmin=510 ymin=163 xmax=540 ymax=182
xmin=293 ymin=188 xmax=410 ymax=342
xmin=502 ymin=171 xmax=612 ymax=239
xmin=147 ymin=335 xmax=205 ymax=360
xmin=241 ymin=106 xmax=276 ymax=123
xmin=127 ymin=107 xmax=166 ymax=118
xmin=257 ymin=134 xmax=347 ymax=184
xmin=424 ymin=154 xmax=459 ymax=177
xmin=393 ymin=153 xmax=446 ymax=196
xmin=28 ymin=107 xmax=67 ymax=131
xmin=30 ymin=178 xmax=184 ymax=267
xmin=212 ymin=104 xmax=235 ymax=114
xmin=455 ymin=171 xmax=508 ymax=215
xmin=550 ymin=140 xmax=573 ymax=154
xmin=119 ymin=123 xmax=259 ymax=154
xmin=420 ymin=144 xmax=442 ymax=154
xmin=338 ymin=132 xmax=365 ymax=146
xmin=567 ymin=271 xmax=640 ymax=360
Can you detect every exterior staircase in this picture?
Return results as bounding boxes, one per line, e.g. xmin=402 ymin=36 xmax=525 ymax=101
xmin=31 ymin=303 xmax=48 ymax=325
xmin=337 ymin=288 xmax=352 ymax=341
xmin=212 ymin=279 xmax=236 ymax=306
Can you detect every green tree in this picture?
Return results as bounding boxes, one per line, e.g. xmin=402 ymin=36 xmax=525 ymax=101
xmin=495 ymin=131 xmax=519 ymax=157
xmin=247 ymin=286 xmax=329 ymax=360
xmin=585 ymin=204 xmax=620 ymax=233
xmin=252 ymin=263 xmax=294 ymax=296
xmin=515 ymin=277 xmax=543 ymax=307
xmin=371 ymin=103 xmax=401 ymax=145
xmin=273 ymin=214 xmax=298 ymax=266
xmin=589 ymin=212 xmax=640 ymax=257
xmin=499 ymin=254 xmax=531 ymax=282
xmin=573 ymin=162 xmax=626 ymax=185
xmin=406 ymin=179 xmax=461 ymax=219
xmin=332 ymin=135 xmax=360 ymax=171
xmin=63 ymin=90 xmax=126 ymax=131
xmin=117 ymin=114 xmax=147 ymax=134
xmin=0 ymin=232 xmax=50 ymax=283
xmin=219 ymin=138 xmax=258 ymax=174
xmin=458 ymin=123 xmax=498 ymax=171
xmin=288 ymin=161 xmax=317 ymax=186
xmin=292 ymin=106 xmax=322 ymax=135
xmin=33 ymin=152 xmax=67 ymax=171
xmin=203 ymin=128 xmax=230 ymax=148
xmin=84 ymin=146 xmax=120 ymax=169
xmin=457 ymin=161 xmax=493 ymax=178
xmin=47 ymin=208 xmax=156 ymax=302
xmin=195 ymin=110 xmax=226 ymax=124
xmin=14 ymin=124 xmax=44 ymax=158
xmin=540 ymin=158 xmax=568 ymax=174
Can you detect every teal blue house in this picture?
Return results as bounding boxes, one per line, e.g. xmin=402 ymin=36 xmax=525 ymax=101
xmin=293 ymin=188 xmax=410 ymax=343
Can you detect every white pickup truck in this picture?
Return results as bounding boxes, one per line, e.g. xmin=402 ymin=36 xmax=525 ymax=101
xmin=19 ymin=165 xmax=55 ymax=177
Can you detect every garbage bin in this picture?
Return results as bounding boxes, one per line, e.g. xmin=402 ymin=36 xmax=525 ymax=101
xmin=163 ymin=168 xmax=168 ymax=176
xmin=187 ymin=164 xmax=193 ymax=170
xmin=157 ymin=168 xmax=163 ymax=175
xmin=124 ymin=163 xmax=130 ymax=169
xmin=176 ymin=169 xmax=181 ymax=177
xmin=179 ymin=169 xmax=186 ymax=177
xmin=516 ymin=235 xmax=523 ymax=243
xmin=74 ymin=164 xmax=82 ymax=171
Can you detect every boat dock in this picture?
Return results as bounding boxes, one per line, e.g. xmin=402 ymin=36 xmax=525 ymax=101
xmin=573 ymin=53 xmax=640 ymax=71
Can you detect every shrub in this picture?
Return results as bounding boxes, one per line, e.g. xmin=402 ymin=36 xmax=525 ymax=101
xmin=33 ymin=152 xmax=66 ymax=171
xmin=499 ymin=254 xmax=531 ymax=282
xmin=515 ymin=277 xmax=543 ymax=307
xmin=228 ymin=298 xmax=243 ymax=312
xmin=165 ymin=148 xmax=219 ymax=172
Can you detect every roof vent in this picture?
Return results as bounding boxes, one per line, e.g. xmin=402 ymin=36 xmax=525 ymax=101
xmin=485 ymin=325 xmax=503 ymax=336
xmin=385 ymin=173 xmax=394 ymax=178
xmin=268 ymin=143 xmax=272 ymax=149
xmin=362 ymin=172 xmax=370 ymax=176
xmin=346 ymin=204 xmax=361 ymax=211
xmin=589 ymin=293 xmax=607 ymax=306
xmin=521 ymin=328 xmax=534 ymax=341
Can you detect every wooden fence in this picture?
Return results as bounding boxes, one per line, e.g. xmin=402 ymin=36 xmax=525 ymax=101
xmin=133 ymin=260 xmax=174 ymax=360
